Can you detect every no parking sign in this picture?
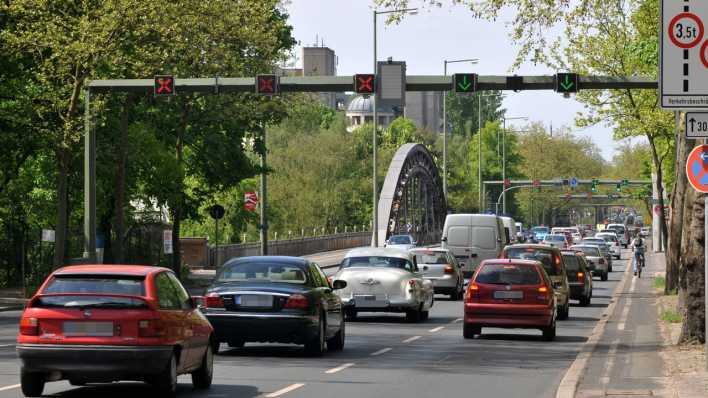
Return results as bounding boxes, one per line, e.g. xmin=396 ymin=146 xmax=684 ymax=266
xmin=686 ymin=144 xmax=708 ymax=192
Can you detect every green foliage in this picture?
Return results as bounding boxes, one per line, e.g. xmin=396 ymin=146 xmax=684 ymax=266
xmin=659 ymin=309 xmax=682 ymax=323
xmin=445 ymin=91 xmax=505 ymax=137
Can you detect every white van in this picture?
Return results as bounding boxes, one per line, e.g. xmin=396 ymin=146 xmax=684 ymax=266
xmin=500 ymin=216 xmax=517 ymax=244
xmin=441 ymin=214 xmax=507 ymax=277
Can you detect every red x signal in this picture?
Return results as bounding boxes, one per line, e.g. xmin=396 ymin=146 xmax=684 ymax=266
xmin=154 ymin=75 xmax=175 ymax=96
xmin=354 ymin=74 xmax=375 ymax=94
xmin=256 ymin=75 xmax=278 ymax=95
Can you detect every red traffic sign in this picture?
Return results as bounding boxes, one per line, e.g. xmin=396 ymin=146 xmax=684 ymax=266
xmin=686 ymin=144 xmax=708 ymax=192
xmin=256 ymin=75 xmax=279 ymax=95
xmin=154 ymin=75 xmax=175 ymax=96
xmin=244 ymin=191 xmax=259 ymax=212
xmin=354 ymin=74 xmax=375 ymax=94
xmin=503 ymin=178 xmax=511 ymax=188
xmin=668 ymin=12 xmax=704 ymax=49
xmin=532 ymin=179 xmax=541 ymax=188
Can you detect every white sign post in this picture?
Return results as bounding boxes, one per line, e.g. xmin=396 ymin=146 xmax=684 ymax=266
xmin=163 ymin=230 xmax=173 ymax=254
xmin=661 ymin=1 xmax=708 ymax=108
xmin=685 ymin=111 xmax=708 ymax=137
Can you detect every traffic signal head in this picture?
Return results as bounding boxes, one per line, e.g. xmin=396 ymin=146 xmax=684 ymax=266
xmin=154 ymin=75 xmax=175 ymax=96
xmin=555 ymin=73 xmax=579 ymax=93
xmin=591 ymin=179 xmax=598 ymax=193
xmin=453 ymin=73 xmax=478 ymax=93
xmin=256 ymin=75 xmax=279 ymax=95
xmin=354 ymin=74 xmax=376 ymax=94
xmin=622 ymin=179 xmax=629 ymax=186
xmin=616 ymin=183 xmax=621 ymax=192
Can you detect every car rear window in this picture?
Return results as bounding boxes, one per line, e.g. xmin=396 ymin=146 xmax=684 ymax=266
xmin=217 ymin=262 xmax=308 ymax=284
xmin=545 ymin=235 xmax=565 ymax=241
xmin=573 ymin=246 xmax=600 ymax=257
xmin=504 ymin=247 xmax=561 ymax=276
xmin=341 ymin=256 xmax=415 ymax=271
xmin=414 ymin=253 xmax=448 ymax=264
xmin=36 ymin=274 xmax=148 ymax=308
xmin=389 ymin=235 xmax=411 ymax=244
xmin=475 ymin=263 xmax=541 ymax=285
xmin=562 ymin=255 xmax=581 ymax=271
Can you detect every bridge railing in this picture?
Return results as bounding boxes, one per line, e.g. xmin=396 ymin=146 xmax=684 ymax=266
xmin=209 ymin=231 xmax=371 ymax=268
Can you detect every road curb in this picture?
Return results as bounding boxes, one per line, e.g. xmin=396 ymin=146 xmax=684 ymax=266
xmin=555 ymin=254 xmax=633 ymax=398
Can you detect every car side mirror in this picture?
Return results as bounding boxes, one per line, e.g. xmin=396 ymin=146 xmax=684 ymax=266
xmin=191 ymin=296 xmax=204 ymax=308
xmin=332 ymin=280 xmax=347 ymax=290
xmin=441 ymin=236 xmax=448 ymax=242
xmin=422 ymin=265 xmax=429 ymax=271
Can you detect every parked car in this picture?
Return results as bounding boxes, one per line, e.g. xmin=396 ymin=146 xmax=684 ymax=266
xmin=530 ymin=226 xmax=550 ymax=243
xmin=595 ymin=232 xmax=621 ymax=260
xmin=463 ymin=259 xmax=557 ymax=341
xmin=570 ymin=245 xmax=609 ymax=281
xmin=579 ymin=238 xmax=613 ymax=273
xmin=410 ymin=248 xmax=465 ymax=300
xmin=606 ymin=223 xmax=629 ymax=247
xmin=501 ymin=244 xmax=570 ymax=320
xmin=561 ymin=250 xmax=593 ymax=306
xmin=442 ymin=214 xmax=507 ymax=277
xmin=384 ymin=234 xmax=417 ymax=250
xmin=202 ymin=256 xmax=345 ymax=356
xmin=17 ymin=265 xmax=214 ymax=397
xmin=543 ymin=234 xmax=569 ymax=249
xmin=333 ymin=247 xmax=434 ymax=322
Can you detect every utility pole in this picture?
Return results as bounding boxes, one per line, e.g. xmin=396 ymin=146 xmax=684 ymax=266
xmin=260 ymin=126 xmax=268 ymax=255
xmin=372 ymin=10 xmax=378 ymax=248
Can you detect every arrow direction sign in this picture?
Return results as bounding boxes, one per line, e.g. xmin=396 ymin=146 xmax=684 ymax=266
xmin=555 ymin=73 xmax=579 ymax=93
xmin=453 ymin=73 xmax=478 ymax=93
xmin=685 ymin=112 xmax=708 ymax=137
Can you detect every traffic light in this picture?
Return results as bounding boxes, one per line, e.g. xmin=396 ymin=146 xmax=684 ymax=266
xmin=616 ymin=182 xmax=621 ymax=192
xmin=555 ymin=73 xmax=579 ymax=93
xmin=507 ymin=75 xmax=523 ymax=92
xmin=256 ymin=75 xmax=279 ymax=95
xmin=354 ymin=74 xmax=376 ymax=94
xmin=622 ymin=178 xmax=629 ymax=187
xmin=154 ymin=75 xmax=175 ymax=96
xmin=453 ymin=73 xmax=478 ymax=93
xmin=591 ymin=178 xmax=598 ymax=193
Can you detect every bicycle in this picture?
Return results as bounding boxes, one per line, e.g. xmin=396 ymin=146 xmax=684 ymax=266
xmin=634 ymin=251 xmax=645 ymax=278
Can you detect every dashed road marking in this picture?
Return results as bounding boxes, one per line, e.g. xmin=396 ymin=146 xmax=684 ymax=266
xmin=0 ymin=344 xmax=15 ymax=348
xmin=429 ymin=326 xmax=445 ymax=333
xmin=0 ymin=384 xmax=20 ymax=392
xmin=325 ymin=362 xmax=355 ymax=374
xmin=452 ymin=318 xmax=463 ymax=323
xmin=370 ymin=347 xmax=392 ymax=356
xmin=402 ymin=335 xmax=421 ymax=343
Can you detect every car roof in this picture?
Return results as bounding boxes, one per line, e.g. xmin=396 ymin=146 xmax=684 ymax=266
xmin=223 ymin=256 xmax=309 ymax=266
xmin=345 ymin=247 xmax=413 ymax=260
xmin=480 ymin=259 xmax=542 ymax=267
xmin=504 ymin=244 xmax=560 ymax=252
xmin=410 ymin=248 xmax=450 ymax=254
xmin=53 ymin=265 xmax=169 ymax=276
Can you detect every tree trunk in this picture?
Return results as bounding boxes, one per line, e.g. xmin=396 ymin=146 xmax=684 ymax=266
xmin=53 ymin=147 xmax=70 ymax=267
xmin=666 ymin=129 xmax=691 ymax=294
xmin=678 ymin=190 xmax=706 ymax=344
xmin=112 ymin=95 xmax=135 ymax=264
xmin=171 ymin=104 xmax=187 ymax=280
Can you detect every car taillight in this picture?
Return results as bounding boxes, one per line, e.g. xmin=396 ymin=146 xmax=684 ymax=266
xmin=19 ymin=317 xmax=39 ymax=336
xmin=599 ymin=258 xmax=605 ymax=264
xmin=465 ymin=284 xmax=480 ymax=302
xmin=444 ymin=265 xmax=455 ymax=274
xmin=577 ymin=272 xmax=585 ymax=280
xmin=205 ymin=293 xmax=224 ymax=308
xmin=537 ymin=286 xmax=550 ymax=302
xmin=138 ymin=319 xmax=166 ymax=337
xmin=284 ymin=294 xmax=309 ymax=310
xmin=408 ymin=280 xmax=417 ymax=287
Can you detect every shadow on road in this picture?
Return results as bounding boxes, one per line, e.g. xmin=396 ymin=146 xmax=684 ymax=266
xmin=43 ymin=383 xmax=260 ymax=397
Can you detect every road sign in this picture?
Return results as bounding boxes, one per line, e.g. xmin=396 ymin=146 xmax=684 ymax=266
xmin=686 ymin=144 xmax=708 ymax=192
xmin=570 ymin=177 xmax=578 ymax=189
xmin=377 ymin=61 xmax=406 ymax=104
xmin=503 ymin=178 xmax=511 ymax=188
xmin=453 ymin=73 xmax=478 ymax=93
xmin=244 ymin=191 xmax=259 ymax=212
xmin=507 ymin=76 xmax=523 ymax=92
xmin=209 ymin=204 xmax=225 ymax=220
xmin=256 ymin=75 xmax=279 ymax=95
xmin=685 ymin=111 xmax=708 ymax=137
xmin=41 ymin=229 xmax=55 ymax=243
xmin=532 ymin=179 xmax=541 ymax=188
xmin=555 ymin=73 xmax=579 ymax=93
xmin=163 ymin=230 xmax=173 ymax=254
xmin=660 ymin=2 xmax=708 ymax=108
xmin=354 ymin=74 xmax=375 ymax=94
xmin=154 ymin=75 xmax=175 ymax=96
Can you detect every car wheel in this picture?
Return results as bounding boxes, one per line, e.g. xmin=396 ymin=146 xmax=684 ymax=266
xmin=227 ymin=340 xmax=245 ymax=349
xmin=405 ymin=307 xmax=422 ymax=323
xmin=609 ymin=264 xmax=614 ymax=272
xmin=542 ymin=318 xmax=556 ymax=341
xmin=327 ymin=317 xmax=345 ymax=351
xmin=579 ymin=293 xmax=591 ymax=307
xmin=601 ymin=271 xmax=609 ymax=281
xmin=463 ymin=324 xmax=481 ymax=339
xmin=21 ymin=369 xmax=44 ymax=397
xmin=154 ymin=352 xmax=178 ymax=397
xmin=211 ymin=340 xmax=220 ymax=355
xmin=558 ymin=300 xmax=569 ymax=320
xmin=420 ymin=310 xmax=430 ymax=321
xmin=344 ymin=308 xmax=357 ymax=320
xmin=191 ymin=342 xmax=214 ymax=389
xmin=305 ymin=313 xmax=326 ymax=356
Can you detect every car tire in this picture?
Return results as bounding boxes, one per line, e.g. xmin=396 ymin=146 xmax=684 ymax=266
xmin=326 ymin=317 xmax=345 ymax=351
xmin=405 ymin=307 xmax=422 ymax=323
xmin=344 ymin=308 xmax=357 ymax=320
xmin=154 ymin=352 xmax=178 ymax=397
xmin=579 ymin=293 xmax=591 ymax=307
xmin=601 ymin=271 xmax=609 ymax=281
xmin=558 ymin=300 xmax=569 ymax=320
xmin=463 ymin=324 xmax=481 ymax=339
xmin=542 ymin=318 xmax=556 ymax=341
xmin=191 ymin=342 xmax=214 ymax=389
xmin=21 ymin=369 xmax=44 ymax=398
xmin=421 ymin=310 xmax=430 ymax=321
xmin=609 ymin=264 xmax=614 ymax=272
xmin=211 ymin=340 xmax=220 ymax=355
xmin=305 ymin=313 xmax=326 ymax=356
xmin=227 ymin=340 xmax=245 ymax=349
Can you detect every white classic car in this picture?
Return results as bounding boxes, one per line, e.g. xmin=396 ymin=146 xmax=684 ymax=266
xmin=332 ymin=247 xmax=434 ymax=322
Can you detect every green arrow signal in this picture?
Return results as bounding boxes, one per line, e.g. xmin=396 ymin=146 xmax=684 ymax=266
xmin=560 ymin=75 xmax=574 ymax=91
xmin=458 ymin=75 xmax=472 ymax=91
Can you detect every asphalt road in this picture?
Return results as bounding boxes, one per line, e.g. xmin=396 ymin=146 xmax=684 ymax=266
xmin=0 ymin=250 xmax=630 ymax=398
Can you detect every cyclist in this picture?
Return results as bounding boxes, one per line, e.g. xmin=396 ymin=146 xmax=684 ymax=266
xmin=631 ymin=234 xmax=646 ymax=276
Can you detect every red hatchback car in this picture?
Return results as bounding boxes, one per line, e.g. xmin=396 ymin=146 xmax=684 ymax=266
xmin=16 ymin=265 xmax=214 ymax=397
xmin=463 ymin=259 xmax=557 ymax=341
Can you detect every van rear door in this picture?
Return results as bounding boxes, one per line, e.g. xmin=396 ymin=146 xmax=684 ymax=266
xmin=466 ymin=225 xmax=499 ymax=276
xmin=445 ymin=225 xmax=473 ymax=275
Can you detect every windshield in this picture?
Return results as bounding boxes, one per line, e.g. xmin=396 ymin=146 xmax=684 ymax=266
xmin=342 ymin=256 xmax=415 ymax=271
xmin=608 ymin=226 xmax=625 ymax=234
xmin=39 ymin=275 xmax=147 ymax=308
xmin=572 ymin=246 xmax=600 ymax=257
xmin=562 ymin=255 xmax=581 ymax=271
xmin=388 ymin=235 xmax=412 ymax=244
xmin=414 ymin=253 xmax=448 ymax=265
xmin=475 ymin=263 xmax=541 ymax=285
xmin=504 ymin=247 xmax=561 ymax=276
xmin=216 ymin=262 xmax=308 ymax=284
xmin=598 ymin=234 xmax=617 ymax=242
xmin=545 ymin=235 xmax=565 ymax=242
xmin=532 ymin=227 xmax=549 ymax=234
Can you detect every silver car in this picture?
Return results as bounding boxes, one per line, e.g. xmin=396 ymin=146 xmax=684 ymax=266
xmin=580 ymin=238 xmax=613 ymax=272
xmin=333 ymin=247 xmax=434 ymax=322
xmin=384 ymin=234 xmax=417 ymax=251
xmin=543 ymin=234 xmax=568 ymax=249
xmin=595 ymin=232 xmax=621 ymax=259
xmin=410 ymin=248 xmax=464 ymax=300
xmin=570 ymin=245 xmax=609 ymax=281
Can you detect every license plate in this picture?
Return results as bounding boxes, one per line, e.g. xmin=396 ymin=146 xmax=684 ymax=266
xmin=237 ymin=295 xmax=273 ymax=308
xmin=63 ymin=321 xmax=113 ymax=337
xmin=493 ymin=290 xmax=523 ymax=300
xmin=353 ymin=294 xmax=388 ymax=308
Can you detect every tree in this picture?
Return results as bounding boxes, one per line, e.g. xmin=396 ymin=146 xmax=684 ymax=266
xmin=445 ymin=91 xmax=505 ymax=137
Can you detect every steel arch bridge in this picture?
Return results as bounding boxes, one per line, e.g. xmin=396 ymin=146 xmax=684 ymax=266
xmin=377 ymin=143 xmax=447 ymax=247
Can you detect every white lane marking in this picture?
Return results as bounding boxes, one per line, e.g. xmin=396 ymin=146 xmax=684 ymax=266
xmin=618 ymin=273 xmax=636 ymax=331
xmin=324 ymin=362 xmax=355 ymax=374
xmin=0 ymin=384 xmax=20 ymax=392
xmin=265 ymin=383 xmax=305 ymax=397
xmin=452 ymin=318 xmax=463 ymax=323
xmin=0 ymin=344 xmax=15 ymax=348
xmin=370 ymin=347 xmax=392 ymax=356
xmin=600 ymin=339 xmax=621 ymax=387
xmin=402 ymin=335 xmax=421 ymax=343
xmin=630 ymin=274 xmax=637 ymax=292
xmin=429 ymin=326 xmax=445 ymax=333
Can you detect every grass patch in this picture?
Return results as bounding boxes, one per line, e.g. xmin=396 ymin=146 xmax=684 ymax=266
xmin=654 ymin=276 xmax=666 ymax=290
xmin=659 ymin=310 xmax=682 ymax=323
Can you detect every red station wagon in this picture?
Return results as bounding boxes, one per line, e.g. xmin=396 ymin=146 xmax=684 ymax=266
xmin=463 ymin=259 xmax=557 ymax=341
xmin=16 ymin=265 xmax=214 ymax=397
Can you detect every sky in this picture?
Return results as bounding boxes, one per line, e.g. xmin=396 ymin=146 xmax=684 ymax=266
xmin=284 ymin=0 xmax=636 ymax=161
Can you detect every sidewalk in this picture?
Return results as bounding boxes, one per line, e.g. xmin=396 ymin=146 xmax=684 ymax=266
xmin=574 ymin=251 xmax=708 ymax=398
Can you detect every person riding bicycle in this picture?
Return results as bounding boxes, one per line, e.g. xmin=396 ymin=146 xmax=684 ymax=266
xmin=631 ymin=235 xmax=646 ymax=275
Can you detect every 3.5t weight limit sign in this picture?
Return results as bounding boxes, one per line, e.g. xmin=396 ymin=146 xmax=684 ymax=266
xmin=661 ymin=2 xmax=708 ymax=108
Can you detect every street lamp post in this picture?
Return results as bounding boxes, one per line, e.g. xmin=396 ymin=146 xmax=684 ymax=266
xmin=443 ymin=58 xmax=478 ymax=200
xmin=501 ymin=116 xmax=528 ymax=214
xmin=372 ymin=7 xmax=417 ymax=247
xmin=477 ymin=92 xmax=498 ymax=212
